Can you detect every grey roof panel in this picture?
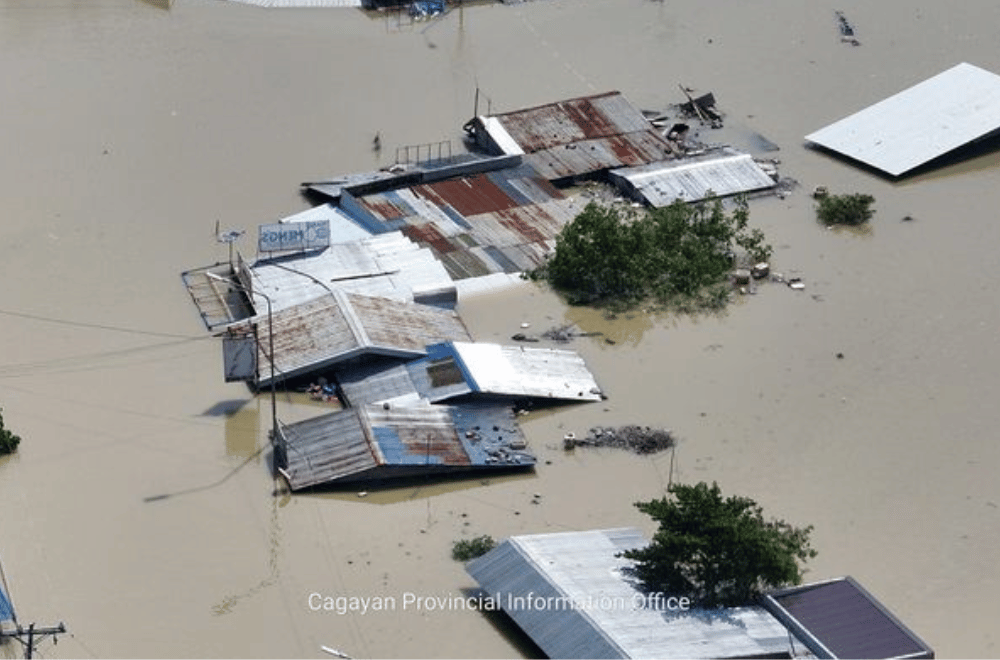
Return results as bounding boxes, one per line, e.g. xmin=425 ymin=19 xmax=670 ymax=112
xmin=610 ymin=148 xmax=776 ymax=206
xmin=763 ymin=576 xmax=934 ymax=659
xmin=467 ymin=529 xmax=801 ymax=659
xmin=805 ymin=62 xmax=1000 ymax=176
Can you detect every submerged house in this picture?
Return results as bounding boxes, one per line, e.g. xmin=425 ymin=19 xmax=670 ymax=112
xmin=466 ymin=91 xmax=680 ymax=184
xmin=609 ymin=146 xmax=777 ymax=206
xmin=234 ymin=289 xmax=472 ymax=389
xmin=806 ymin=62 xmax=1000 ymax=177
xmin=275 ymin=400 xmax=533 ymax=490
xmin=467 ymin=529 xmax=935 ymax=659
xmin=311 ymin=158 xmax=584 ymax=280
xmin=465 ymin=90 xmax=776 ymax=203
xmin=336 ymin=340 xmax=604 ymax=408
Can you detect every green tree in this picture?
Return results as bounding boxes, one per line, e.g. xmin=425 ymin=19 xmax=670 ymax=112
xmin=452 ymin=535 xmax=496 ymax=561
xmin=816 ymin=192 xmax=876 ymax=226
xmin=0 ymin=408 xmax=21 ymax=454
xmin=529 ymin=198 xmax=772 ymax=310
xmin=622 ymin=482 xmax=816 ymax=608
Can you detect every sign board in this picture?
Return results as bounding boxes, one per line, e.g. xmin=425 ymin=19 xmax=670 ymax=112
xmin=258 ymin=220 xmax=331 ymax=253
xmin=223 ymin=335 xmax=257 ymax=382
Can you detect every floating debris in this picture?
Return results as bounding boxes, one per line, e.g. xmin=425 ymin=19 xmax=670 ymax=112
xmin=564 ymin=425 xmax=676 ymax=455
xmin=541 ymin=324 xmax=603 ymax=343
xmin=835 ymin=10 xmax=861 ymax=46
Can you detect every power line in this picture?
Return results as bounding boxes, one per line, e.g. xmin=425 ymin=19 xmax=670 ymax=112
xmin=0 ymin=307 xmax=203 ymax=340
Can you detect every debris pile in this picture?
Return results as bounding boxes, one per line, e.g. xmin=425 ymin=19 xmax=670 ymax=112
xmin=564 ymin=425 xmax=676 ymax=455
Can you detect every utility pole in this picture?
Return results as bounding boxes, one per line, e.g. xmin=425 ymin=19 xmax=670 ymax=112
xmin=1 ymin=621 xmax=67 ymax=660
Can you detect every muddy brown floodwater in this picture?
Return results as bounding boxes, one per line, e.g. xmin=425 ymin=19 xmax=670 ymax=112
xmin=1 ymin=0 xmax=999 ymax=657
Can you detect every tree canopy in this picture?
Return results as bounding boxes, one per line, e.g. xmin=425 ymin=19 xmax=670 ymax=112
xmin=528 ymin=198 xmax=771 ymax=310
xmin=622 ymin=481 xmax=816 ymax=608
xmin=816 ymin=192 xmax=876 ymax=226
xmin=0 ymin=408 xmax=21 ymax=454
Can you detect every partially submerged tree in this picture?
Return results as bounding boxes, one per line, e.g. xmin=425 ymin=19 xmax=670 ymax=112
xmin=816 ymin=192 xmax=876 ymax=226
xmin=622 ymin=481 xmax=816 ymax=608
xmin=0 ymin=408 xmax=21 ymax=454
xmin=452 ymin=535 xmax=496 ymax=561
xmin=528 ymin=198 xmax=772 ymax=310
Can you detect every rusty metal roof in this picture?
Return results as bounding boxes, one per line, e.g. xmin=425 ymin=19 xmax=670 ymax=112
xmin=346 ymin=163 xmax=585 ymax=279
xmin=475 ymin=91 xmax=677 ymax=180
xmin=276 ymin=401 xmax=533 ymax=490
xmin=248 ymin=289 xmax=471 ymax=389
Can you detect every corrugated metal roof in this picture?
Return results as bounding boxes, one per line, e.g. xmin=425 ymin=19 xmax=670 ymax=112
xmin=0 ymin=583 xmax=14 ymax=622
xmin=805 ymin=62 xmax=1000 ymax=176
xmin=448 ymin=341 xmax=602 ymax=401
xmin=466 ymin=529 xmax=802 ymax=659
xmin=477 ymin=91 xmax=677 ymax=180
xmin=277 ymin=203 xmax=373 ymax=245
xmin=347 ymin=164 xmax=584 ymax=279
xmin=336 ymin=340 xmax=604 ymax=406
xmin=610 ymin=148 xmax=776 ymax=206
xmin=762 ymin=576 xmax=934 ymax=659
xmin=246 ymin=232 xmax=456 ymax=313
xmin=277 ymin=401 xmax=533 ymax=490
xmin=251 ymin=290 xmax=472 ymax=388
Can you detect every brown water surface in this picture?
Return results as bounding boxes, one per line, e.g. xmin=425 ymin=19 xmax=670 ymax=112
xmin=1 ymin=1 xmax=999 ymax=657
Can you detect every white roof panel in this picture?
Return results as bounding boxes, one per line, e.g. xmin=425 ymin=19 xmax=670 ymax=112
xmin=805 ymin=62 xmax=1000 ymax=176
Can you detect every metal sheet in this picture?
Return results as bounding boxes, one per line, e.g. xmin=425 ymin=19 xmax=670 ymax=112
xmin=467 ymin=529 xmax=800 ymax=659
xmin=258 ymin=219 xmax=331 ymax=253
xmin=805 ymin=62 xmax=1000 ymax=176
xmin=762 ymin=577 xmax=934 ymax=659
xmin=610 ymin=148 xmax=776 ymax=206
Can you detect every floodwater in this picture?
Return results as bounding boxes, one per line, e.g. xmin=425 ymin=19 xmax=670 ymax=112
xmin=1 ymin=0 xmax=999 ymax=657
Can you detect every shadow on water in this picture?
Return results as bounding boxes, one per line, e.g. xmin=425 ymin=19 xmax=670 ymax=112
xmin=803 ymin=130 xmax=1000 ymax=185
xmin=284 ymin=468 xmax=537 ymax=505
xmin=456 ymin=587 xmax=547 ymax=660
xmin=143 ymin=444 xmax=272 ymax=503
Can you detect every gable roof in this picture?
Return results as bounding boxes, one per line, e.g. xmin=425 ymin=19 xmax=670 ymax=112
xmin=805 ymin=62 xmax=1000 ymax=176
xmin=609 ymin=147 xmax=776 ymax=205
xmin=466 ymin=528 xmax=802 ymax=659
xmin=336 ymin=341 xmax=604 ymax=406
xmin=472 ymin=91 xmax=678 ymax=180
xmin=762 ymin=576 xmax=934 ymax=659
xmin=251 ymin=290 xmax=472 ymax=388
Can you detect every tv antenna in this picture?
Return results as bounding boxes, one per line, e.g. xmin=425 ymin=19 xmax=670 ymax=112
xmin=215 ymin=219 xmax=245 ymax=267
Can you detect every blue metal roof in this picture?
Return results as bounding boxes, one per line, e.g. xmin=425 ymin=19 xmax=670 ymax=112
xmin=0 ymin=584 xmax=14 ymax=622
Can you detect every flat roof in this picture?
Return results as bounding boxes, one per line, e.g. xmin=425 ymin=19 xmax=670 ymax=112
xmin=805 ymin=62 xmax=1000 ymax=176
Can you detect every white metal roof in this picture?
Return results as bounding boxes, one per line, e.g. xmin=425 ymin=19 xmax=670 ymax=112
xmin=467 ymin=529 xmax=803 ymax=659
xmin=805 ymin=62 xmax=1000 ymax=176
xmin=610 ymin=148 xmax=776 ymax=206
xmin=277 ymin=204 xmax=372 ymax=245
xmin=452 ymin=342 xmax=602 ymax=401
xmin=246 ymin=232 xmax=456 ymax=313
